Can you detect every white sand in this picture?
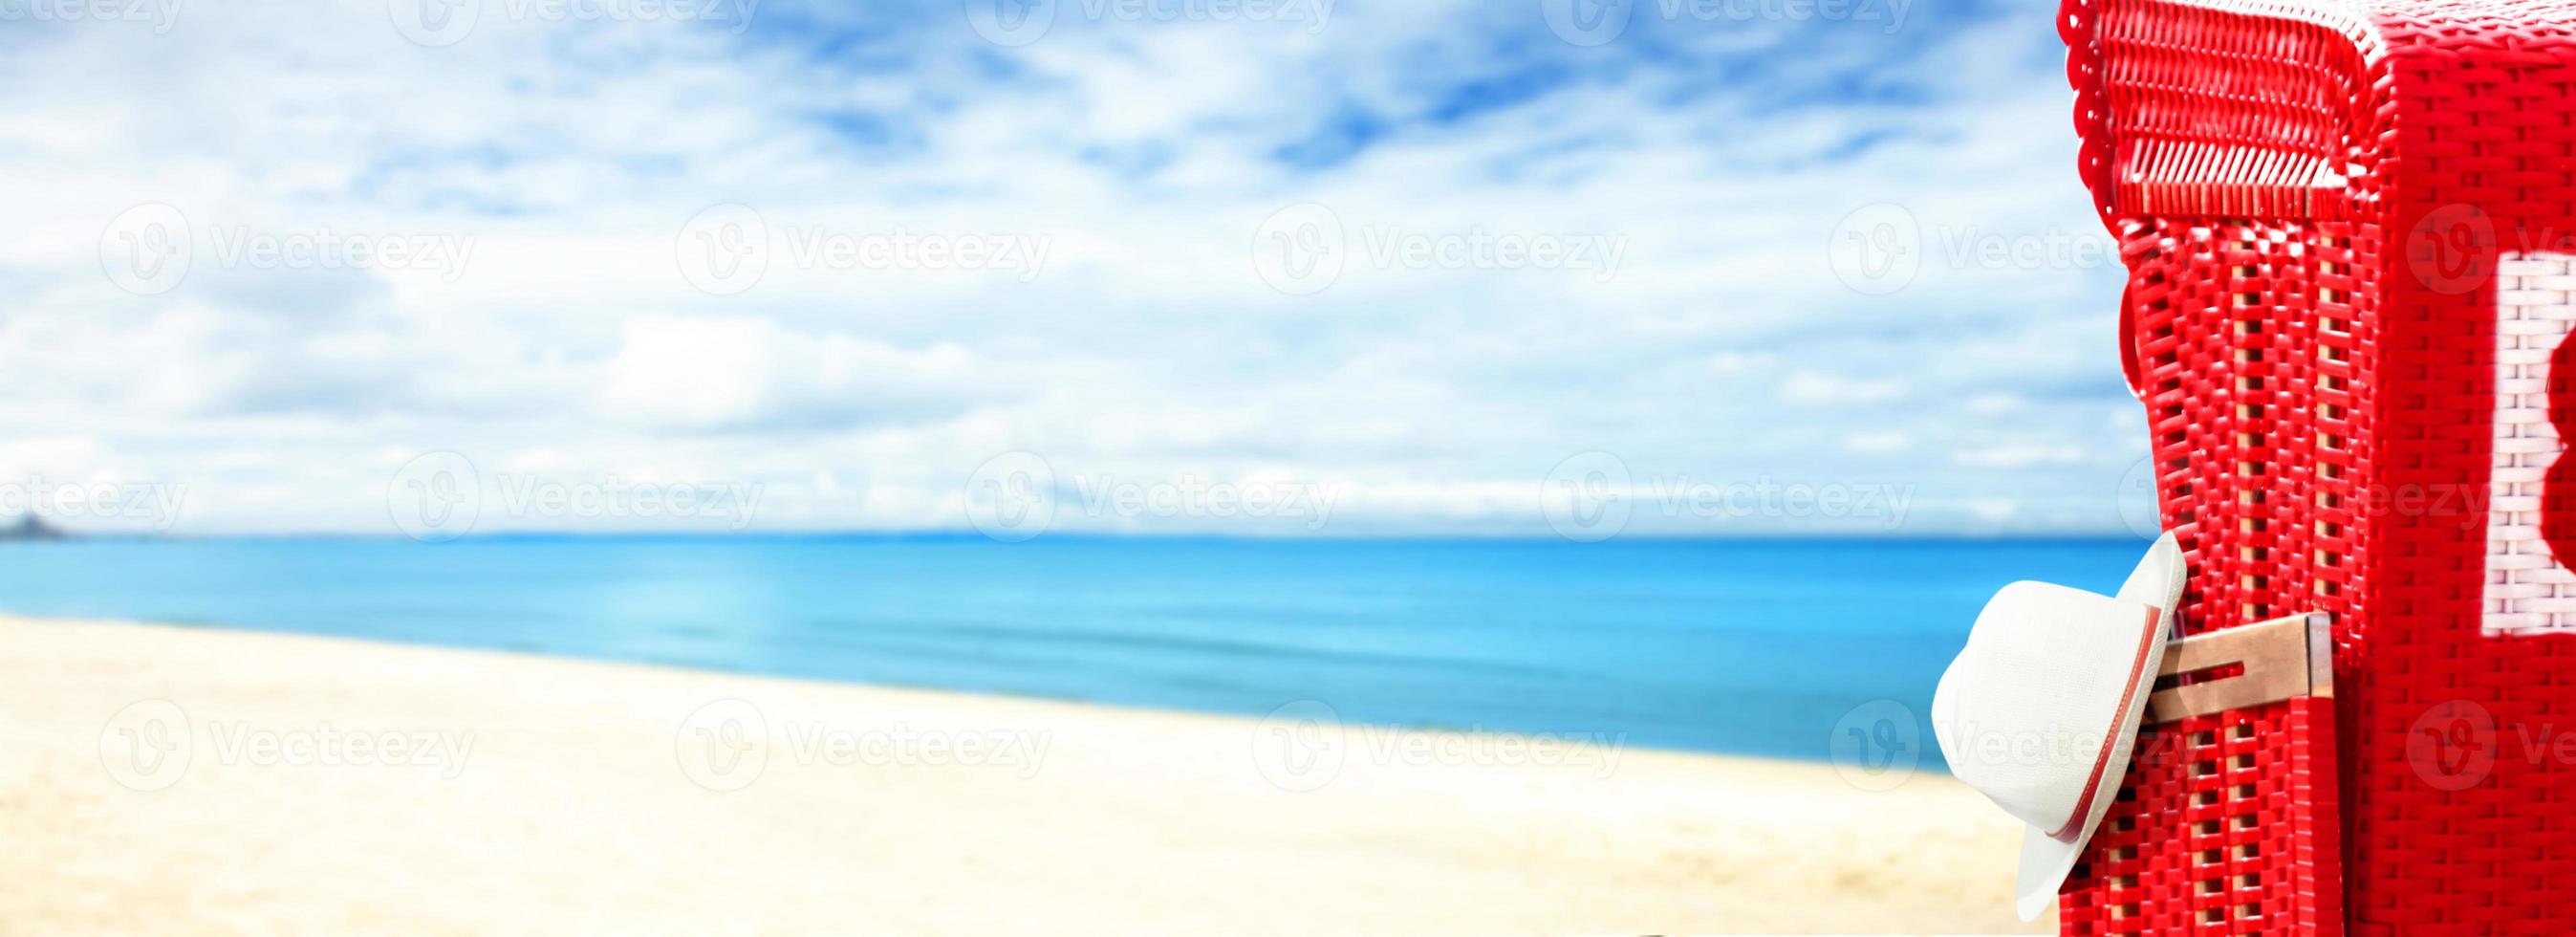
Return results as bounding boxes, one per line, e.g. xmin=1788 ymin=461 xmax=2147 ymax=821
xmin=0 ymin=616 xmax=2046 ymax=935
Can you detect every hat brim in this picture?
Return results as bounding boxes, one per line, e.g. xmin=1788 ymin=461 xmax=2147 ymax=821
xmin=2012 ymin=532 xmax=2186 ymax=921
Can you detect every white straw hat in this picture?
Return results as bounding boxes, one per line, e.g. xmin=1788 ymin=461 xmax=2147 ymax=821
xmin=1930 ymin=532 xmax=2186 ymax=921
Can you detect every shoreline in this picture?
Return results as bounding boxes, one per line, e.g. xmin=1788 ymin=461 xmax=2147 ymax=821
xmin=0 ymin=616 xmax=2045 ymax=934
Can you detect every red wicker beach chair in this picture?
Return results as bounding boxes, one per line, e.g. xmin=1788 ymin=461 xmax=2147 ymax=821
xmin=2060 ymin=0 xmax=2576 ymax=932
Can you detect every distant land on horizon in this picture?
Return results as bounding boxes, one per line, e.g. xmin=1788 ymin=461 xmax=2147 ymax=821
xmin=0 ymin=515 xmax=65 ymax=542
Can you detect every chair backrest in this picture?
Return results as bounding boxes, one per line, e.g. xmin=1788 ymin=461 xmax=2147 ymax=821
xmin=2064 ymin=0 xmax=2576 ymax=931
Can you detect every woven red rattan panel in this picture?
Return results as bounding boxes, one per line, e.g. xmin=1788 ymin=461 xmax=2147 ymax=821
xmin=2064 ymin=0 xmax=2576 ymax=932
xmin=2065 ymin=698 xmax=2342 ymax=934
xmin=2061 ymin=209 xmax=2368 ymax=934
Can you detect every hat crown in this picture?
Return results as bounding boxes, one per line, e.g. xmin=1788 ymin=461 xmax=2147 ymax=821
xmin=1929 ymin=532 xmax=2183 ymax=922
xmin=1933 ymin=580 xmax=2161 ymax=833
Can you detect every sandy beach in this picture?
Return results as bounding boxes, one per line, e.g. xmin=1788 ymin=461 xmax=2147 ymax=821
xmin=0 ymin=616 xmax=2043 ymax=935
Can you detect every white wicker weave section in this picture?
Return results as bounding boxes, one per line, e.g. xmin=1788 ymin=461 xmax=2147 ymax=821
xmin=2486 ymin=252 xmax=2576 ymax=635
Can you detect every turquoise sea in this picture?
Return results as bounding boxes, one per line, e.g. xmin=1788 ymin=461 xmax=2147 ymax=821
xmin=0 ymin=535 xmax=2145 ymax=765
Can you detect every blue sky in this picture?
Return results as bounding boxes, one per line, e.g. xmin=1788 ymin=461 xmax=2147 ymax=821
xmin=0 ymin=0 xmax=2150 ymax=537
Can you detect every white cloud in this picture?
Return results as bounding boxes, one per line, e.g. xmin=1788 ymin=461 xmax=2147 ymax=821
xmin=595 ymin=316 xmax=990 ymax=432
xmin=1781 ymin=371 xmax=1909 ymax=406
xmin=0 ymin=0 xmax=2147 ymax=535
xmin=1955 ymin=443 xmax=2091 ymax=468
xmin=1845 ymin=431 xmax=1911 ymax=453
